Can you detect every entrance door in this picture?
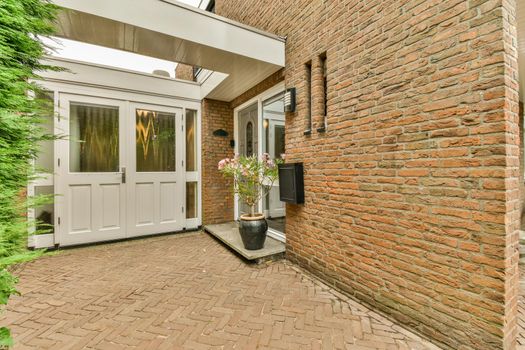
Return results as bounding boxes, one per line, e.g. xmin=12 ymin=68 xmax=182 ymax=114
xmin=261 ymin=91 xmax=286 ymax=236
xmin=127 ymin=103 xmax=185 ymax=237
xmin=57 ymin=94 xmax=127 ymax=246
xmin=57 ymin=95 xmax=185 ymax=246
xmin=237 ymin=103 xmax=258 ymax=216
xmin=267 ymin=119 xmax=285 ymax=218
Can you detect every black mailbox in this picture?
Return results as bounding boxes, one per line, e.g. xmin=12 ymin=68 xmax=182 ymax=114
xmin=278 ymin=163 xmax=304 ymax=204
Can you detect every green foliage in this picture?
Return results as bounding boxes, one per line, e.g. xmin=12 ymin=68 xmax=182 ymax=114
xmin=0 ymin=327 xmax=13 ymax=348
xmin=0 ymin=0 xmax=59 ymax=346
xmin=218 ymin=153 xmax=283 ymax=216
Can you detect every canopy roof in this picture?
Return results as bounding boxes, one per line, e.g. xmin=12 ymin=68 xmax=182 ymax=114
xmin=52 ymin=0 xmax=285 ymax=101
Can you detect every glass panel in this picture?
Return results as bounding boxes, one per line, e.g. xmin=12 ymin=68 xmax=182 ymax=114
xmin=35 ymin=186 xmax=54 ymax=234
xmin=35 ymin=91 xmax=54 ymax=172
xmin=246 ymin=121 xmax=254 ymax=156
xmin=274 ymin=125 xmax=285 ymax=159
xmin=70 ymin=103 xmax=119 ymax=172
xmin=186 ymin=109 xmax=197 ymax=172
xmin=136 ymin=109 xmax=176 ymax=172
xmin=262 ymin=93 xmax=286 ymax=233
xmin=186 ymin=182 xmax=198 ymax=219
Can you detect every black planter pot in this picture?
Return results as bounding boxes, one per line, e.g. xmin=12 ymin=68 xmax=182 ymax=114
xmin=239 ymin=214 xmax=268 ymax=250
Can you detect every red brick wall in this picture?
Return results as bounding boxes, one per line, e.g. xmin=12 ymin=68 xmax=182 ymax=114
xmin=216 ymin=1 xmax=520 ymax=349
xmin=175 ymin=63 xmax=194 ymax=81
xmin=201 ymin=99 xmax=234 ymax=224
xmin=201 ymin=70 xmax=284 ymax=225
xmin=230 ymin=69 xmax=284 ymax=109
xmin=519 ymin=102 xmax=525 ymax=230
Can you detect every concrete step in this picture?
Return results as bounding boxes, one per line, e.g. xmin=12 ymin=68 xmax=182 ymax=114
xmin=204 ymin=222 xmax=285 ymax=264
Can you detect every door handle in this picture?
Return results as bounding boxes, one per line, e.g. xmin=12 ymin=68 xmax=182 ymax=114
xmin=121 ymin=167 xmax=126 ymax=184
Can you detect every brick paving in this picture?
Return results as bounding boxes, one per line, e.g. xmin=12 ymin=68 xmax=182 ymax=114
xmin=519 ymin=266 xmax=525 ymax=349
xmin=2 ymin=232 xmax=440 ymax=349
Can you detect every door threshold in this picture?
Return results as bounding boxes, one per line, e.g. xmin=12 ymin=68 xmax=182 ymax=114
xmin=51 ymin=228 xmax=201 ymax=250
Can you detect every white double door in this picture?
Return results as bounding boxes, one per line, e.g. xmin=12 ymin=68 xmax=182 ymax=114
xmin=57 ymin=94 xmax=185 ymax=246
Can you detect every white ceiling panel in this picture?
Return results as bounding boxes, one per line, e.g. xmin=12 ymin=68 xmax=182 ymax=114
xmin=51 ymin=0 xmax=285 ymax=101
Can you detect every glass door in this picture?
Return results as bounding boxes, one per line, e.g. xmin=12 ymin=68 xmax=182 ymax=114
xmin=237 ymin=102 xmax=258 ymax=217
xmin=126 ymin=103 xmax=185 ymax=237
xmin=262 ymin=93 xmax=286 ymax=234
xmin=56 ymin=94 xmax=127 ymax=246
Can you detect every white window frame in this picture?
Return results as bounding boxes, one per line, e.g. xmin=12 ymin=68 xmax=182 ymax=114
xmin=28 ymin=62 xmax=202 ymax=248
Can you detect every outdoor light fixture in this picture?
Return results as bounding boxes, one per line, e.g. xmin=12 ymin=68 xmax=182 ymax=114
xmin=284 ymin=88 xmax=296 ymax=112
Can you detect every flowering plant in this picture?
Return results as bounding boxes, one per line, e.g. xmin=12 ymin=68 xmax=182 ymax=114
xmin=218 ymin=153 xmax=284 ymax=217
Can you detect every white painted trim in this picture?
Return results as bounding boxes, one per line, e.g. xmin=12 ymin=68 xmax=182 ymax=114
xmin=36 ymin=80 xmax=201 ymax=111
xmin=46 ymin=56 xmax=200 ymax=86
xmin=39 ymin=58 xmax=201 ymax=102
xmin=28 ymin=234 xmax=55 ymax=249
xmin=267 ymin=228 xmax=286 ymax=243
xmin=160 ymin=0 xmax=285 ymax=42
xmin=200 ymin=72 xmax=229 ymax=100
xmin=29 ymin=64 xmax=202 ymax=247
xmin=182 ymin=104 xmax=202 ymax=230
xmin=53 ymin=0 xmax=285 ymax=66
xmin=232 ymin=82 xmax=286 ymax=233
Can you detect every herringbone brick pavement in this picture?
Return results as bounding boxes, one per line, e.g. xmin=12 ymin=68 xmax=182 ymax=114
xmin=2 ymin=232 xmax=441 ymax=349
xmin=519 ymin=266 xmax=525 ymax=350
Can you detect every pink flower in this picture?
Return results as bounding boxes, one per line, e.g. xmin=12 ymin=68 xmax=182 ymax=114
xmin=262 ymin=153 xmax=270 ymax=161
xmin=218 ymin=158 xmax=230 ymax=170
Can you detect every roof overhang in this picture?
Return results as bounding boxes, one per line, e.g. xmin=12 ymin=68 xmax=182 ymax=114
xmin=51 ymin=0 xmax=285 ymax=101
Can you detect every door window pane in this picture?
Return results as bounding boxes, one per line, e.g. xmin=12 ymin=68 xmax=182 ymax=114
xmin=35 ymin=91 xmax=54 ymax=172
xmin=274 ymin=125 xmax=285 ymax=159
xmin=262 ymin=93 xmax=286 ymax=233
xmin=246 ymin=122 xmax=254 ymax=156
xmin=186 ymin=182 xmax=198 ymax=219
xmin=136 ymin=109 xmax=176 ymax=172
xmin=186 ymin=109 xmax=197 ymax=172
xmin=35 ymin=186 xmax=54 ymax=234
xmin=70 ymin=103 xmax=119 ymax=172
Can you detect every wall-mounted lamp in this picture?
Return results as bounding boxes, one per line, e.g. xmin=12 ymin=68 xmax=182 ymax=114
xmin=284 ymin=88 xmax=296 ymax=113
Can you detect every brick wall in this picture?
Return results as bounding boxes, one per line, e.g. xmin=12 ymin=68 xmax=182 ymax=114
xmin=201 ymin=70 xmax=284 ymax=225
xmin=201 ymin=99 xmax=234 ymax=224
xmin=175 ymin=63 xmax=194 ymax=81
xmin=230 ymin=69 xmax=285 ymax=109
xmin=518 ymin=102 xmax=525 ymax=231
xmin=216 ymin=0 xmax=520 ymax=349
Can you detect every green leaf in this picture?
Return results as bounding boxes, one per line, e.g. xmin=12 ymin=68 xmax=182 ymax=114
xmin=0 ymin=327 xmax=13 ymax=348
xmin=0 ymin=0 xmax=60 ymax=344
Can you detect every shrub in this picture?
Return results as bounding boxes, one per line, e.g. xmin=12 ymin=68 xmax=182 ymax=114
xmin=0 ymin=0 xmax=59 ymax=346
xmin=218 ymin=153 xmax=283 ymax=217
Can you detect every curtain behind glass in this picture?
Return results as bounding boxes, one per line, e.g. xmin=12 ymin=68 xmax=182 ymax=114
xmin=136 ymin=109 xmax=176 ymax=172
xmin=69 ymin=103 xmax=119 ymax=172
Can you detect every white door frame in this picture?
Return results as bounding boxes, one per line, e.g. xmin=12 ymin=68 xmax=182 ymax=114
xmin=233 ymin=82 xmax=285 ymax=242
xmin=267 ymin=119 xmax=286 ymax=218
xmin=40 ymin=73 xmax=202 ymax=246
